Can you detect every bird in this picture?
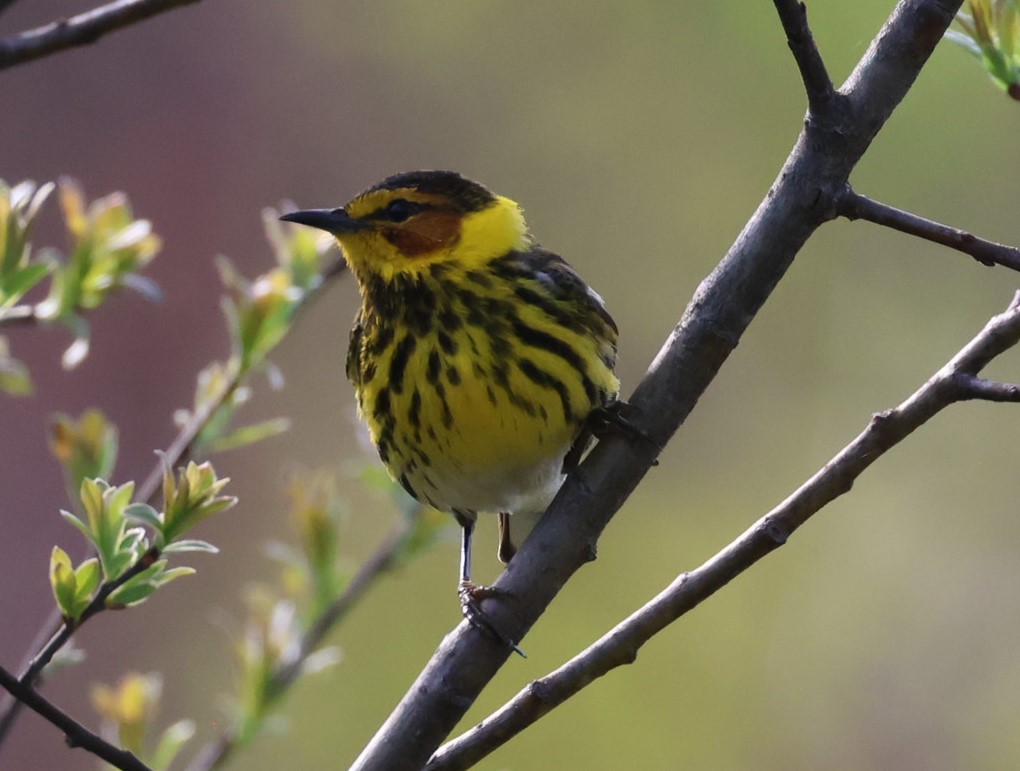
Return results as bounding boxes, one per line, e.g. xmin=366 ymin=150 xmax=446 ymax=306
xmin=281 ymin=171 xmax=620 ymax=651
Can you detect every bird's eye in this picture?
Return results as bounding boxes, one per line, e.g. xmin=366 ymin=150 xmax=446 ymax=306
xmin=382 ymin=199 xmax=416 ymax=222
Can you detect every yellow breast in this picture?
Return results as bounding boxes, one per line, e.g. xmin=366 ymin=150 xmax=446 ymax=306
xmin=351 ymin=258 xmax=618 ymax=516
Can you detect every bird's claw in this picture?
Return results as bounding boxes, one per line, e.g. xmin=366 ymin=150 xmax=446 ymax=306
xmin=458 ymin=580 xmax=526 ymax=657
xmin=590 ymin=400 xmax=662 ymax=463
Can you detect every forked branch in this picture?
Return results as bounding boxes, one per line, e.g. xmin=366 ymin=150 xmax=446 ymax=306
xmin=773 ymin=0 xmax=837 ymax=114
xmin=427 ymin=291 xmax=1020 ymax=769
xmin=350 ymin=2 xmax=965 ymax=769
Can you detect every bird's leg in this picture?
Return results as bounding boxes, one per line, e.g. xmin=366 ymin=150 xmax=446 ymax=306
xmin=454 ymin=514 xmax=525 ymax=657
xmin=496 ymin=511 xmax=516 ymax=564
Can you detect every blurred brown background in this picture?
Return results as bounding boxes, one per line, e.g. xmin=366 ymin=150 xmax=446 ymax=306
xmin=2 ymin=2 xmax=1020 ymax=769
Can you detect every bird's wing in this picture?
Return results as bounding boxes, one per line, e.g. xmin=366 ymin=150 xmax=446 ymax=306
xmin=346 ymin=310 xmax=365 ymax=386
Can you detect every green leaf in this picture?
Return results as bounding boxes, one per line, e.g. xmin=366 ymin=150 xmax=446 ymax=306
xmin=204 ymin=417 xmax=291 ymax=453
xmin=50 ymin=410 xmax=118 ymax=504
xmin=59 ymin=508 xmax=94 ymax=544
xmin=90 ymin=672 xmax=167 ymax=759
xmin=113 ymin=527 xmax=150 ymax=575
xmin=49 ymin=639 xmax=86 ymax=671
xmin=0 ymin=348 xmax=32 ymax=395
xmin=190 ymin=495 xmax=239 ymax=523
xmin=49 ymin=546 xmax=78 ymax=619
xmin=17 ymin=179 xmax=162 ymax=342
xmin=150 ymin=719 xmax=196 ymax=771
xmin=106 ymin=219 xmax=150 ymax=251
xmin=22 ymin=180 xmax=55 ymax=227
xmin=1 ymin=262 xmax=52 ymax=305
xmin=120 ymin=272 xmax=163 ymax=302
xmin=161 ymin=539 xmax=219 ymax=554
xmin=106 ymin=562 xmax=163 ymax=607
xmin=301 ymin=646 xmax=342 ymax=676
xmin=73 ymin=558 xmax=101 ymax=608
xmin=161 ymin=461 xmax=235 ymax=543
xmin=108 ymin=481 xmax=135 ymax=516
xmin=951 ymin=0 xmax=1020 ymax=94
xmin=103 ymin=547 xmax=138 ymax=583
xmin=156 ymin=566 xmax=196 ymax=585
xmin=48 ymin=548 xmax=96 ymax=621
xmin=264 ymin=204 xmax=333 ymax=290
xmin=61 ymin=325 xmax=90 ymax=370
xmin=93 ymin=487 xmax=131 ymax=577
xmin=125 ymin=502 xmax=162 ymax=530
xmin=105 ymin=582 xmax=157 ymax=607
xmin=0 ymin=181 xmax=50 ymax=278
xmin=79 ymin=478 xmax=105 ymax=531
xmin=72 ymin=478 xmax=149 ymax=581
xmin=106 ymin=561 xmax=195 ymax=607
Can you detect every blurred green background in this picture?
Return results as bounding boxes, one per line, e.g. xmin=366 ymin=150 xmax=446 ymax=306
xmin=2 ymin=1 xmax=1020 ymax=769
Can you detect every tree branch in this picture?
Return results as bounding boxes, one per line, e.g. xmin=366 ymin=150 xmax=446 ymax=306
xmin=0 ymin=545 xmax=163 ymax=747
xmin=427 ymin=292 xmax=1020 ymax=769
xmin=0 ymin=665 xmax=150 ymax=771
xmin=0 ymin=382 xmax=234 ymax=746
xmin=952 ymin=373 xmax=1020 ymax=401
xmin=133 ymin=255 xmax=347 ymax=504
xmin=838 ymin=187 xmax=1020 ymax=272
xmin=0 ymin=255 xmax=348 ymax=749
xmin=773 ymin=0 xmax=837 ymax=114
xmin=0 ymin=371 xmax=235 ymax=747
xmin=349 ymin=2 xmax=964 ymax=769
xmin=0 ymin=0 xmax=204 ymax=72
xmin=272 ymin=523 xmax=410 ymax=698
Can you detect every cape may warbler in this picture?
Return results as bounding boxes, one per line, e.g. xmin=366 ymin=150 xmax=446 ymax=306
xmin=282 ymin=171 xmax=619 ymax=649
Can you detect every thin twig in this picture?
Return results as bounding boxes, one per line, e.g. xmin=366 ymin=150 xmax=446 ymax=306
xmin=427 ymin=291 xmax=1020 ymax=769
xmin=270 ymin=522 xmax=410 ymax=697
xmin=772 ymin=0 xmax=837 ymax=114
xmin=0 ymin=665 xmax=151 ymax=771
xmin=952 ymin=373 xmax=1020 ymax=401
xmin=839 ymin=186 xmax=1020 ymax=272
xmin=137 ymin=368 xmax=239 ymax=503
xmin=134 ymin=255 xmax=345 ymax=507
xmin=184 ymin=520 xmax=412 ymax=771
xmin=0 ymin=255 xmax=348 ymax=748
xmin=0 ymin=548 xmax=162 ymax=747
xmin=0 ymin=376 xmax=236 ymax=748
xmin=21 ymin=547 xmax=161 ymax=686
xmin=0 ymin=0 xmax=204 ymax=71
xmin=0 ymin=375 xmax=238 ymax=747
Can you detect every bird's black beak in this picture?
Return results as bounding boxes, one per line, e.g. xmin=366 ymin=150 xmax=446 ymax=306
xmin=280 ymin=208 xmax=368 ymax=235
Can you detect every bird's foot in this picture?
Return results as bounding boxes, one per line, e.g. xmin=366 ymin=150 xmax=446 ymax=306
xmin=590 ymin=400 xmax=662 ymax=463
xmin=458 ymin=580 xmax=526 ymax=658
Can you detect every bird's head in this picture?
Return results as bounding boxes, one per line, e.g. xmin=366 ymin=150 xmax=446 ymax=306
xmin=281 ymin=171 xmax=531 ymax=282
